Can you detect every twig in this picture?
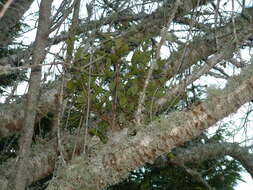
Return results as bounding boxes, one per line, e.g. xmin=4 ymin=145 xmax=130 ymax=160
xmin=84 ymin=51 xmax=92 ymax=153
xmin=134 ymin=0 xmax=181 ymax=125
xmin=0 ymin=0 xmax=13 ymax=19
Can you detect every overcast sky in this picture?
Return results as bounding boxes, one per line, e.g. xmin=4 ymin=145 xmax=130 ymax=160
xmin=15 ymin=0 xmax=253 ymax=189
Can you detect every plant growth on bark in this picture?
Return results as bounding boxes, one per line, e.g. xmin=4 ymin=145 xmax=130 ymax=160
xmin=0 ymin=0 xmax=253 ymax=189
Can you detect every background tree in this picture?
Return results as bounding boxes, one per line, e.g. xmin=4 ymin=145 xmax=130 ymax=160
xmin=0 ymin=0 xmax=253 ymax=189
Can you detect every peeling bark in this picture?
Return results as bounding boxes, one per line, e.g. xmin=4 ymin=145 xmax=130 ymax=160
xmin=1 ymin=5 xmax=253 ymax=139
xmin=45 ymin=64 xmax=253 ymax=190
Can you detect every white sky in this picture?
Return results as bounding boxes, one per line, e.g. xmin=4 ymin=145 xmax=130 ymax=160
xmin=11 ymin=0 xmax=253 ymax=189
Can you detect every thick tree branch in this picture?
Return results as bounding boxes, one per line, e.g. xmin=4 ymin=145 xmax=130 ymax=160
xmin=162 ymin=6 xmax=253 ymax=77
xmin=2 ymin=14 xmax=250 ymax=137
xmin=44 ymin=63 xmax=253 ymax=190
xmin=0 ymin=0 xmax=215 ymax=137
xmin=154 ymin=142 xmax=253 ymax=178
xmin=155 ymin=51 xmax=229 ymax=113
xmin=2 ymin=60 xmax=253 ymax=188
xmin=154 ymin=6 xmax=253 ymax=112
xmin=0 ymin=83 xmax=58 ymax=138
xmin=0 ymin=130 xmax=86 ymax=189
xmin=0 ymin=5 xmax=252 ymax=140
xmin=0 ymin=0 xmax=212 ymax=67
xmin=12 ymin=1 xmax=52 ymax=189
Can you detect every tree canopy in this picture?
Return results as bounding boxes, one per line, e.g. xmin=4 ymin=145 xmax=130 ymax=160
xmin=0 ymin=0 xmax=253 ymax=189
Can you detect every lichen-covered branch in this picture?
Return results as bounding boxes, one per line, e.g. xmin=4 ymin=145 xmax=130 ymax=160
xmin=0 ymin=83 xmax=58 ymax=138
xmin=154 ymin=142 xmax=253 ymax=178
xmin=154 ymin=6 xmax=253 ymax=113
xmin=2 ymin=60 xmax=253 ymax=188
xmin=0 ymin=0 xmax=216 ymax=138
xmin=0 ymin=130 xmax=86 ymax=189
xmin=45 ymin=63 xmax=253 ymax=190
xmin=161 ymin=6 xmax=253 ymax=79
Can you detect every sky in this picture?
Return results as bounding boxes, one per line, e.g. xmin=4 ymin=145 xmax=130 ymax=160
xmin=10 ymin=0 xmax=253 ymax=189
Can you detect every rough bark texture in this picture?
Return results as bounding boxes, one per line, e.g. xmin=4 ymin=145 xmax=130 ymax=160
xmin=154 ymin=6 xmax=253 ymax=112
xmin=12 ymin=0 xmax=52 ymax=189
xmin=0 ymin=130 xmax=86 ymax=188
xmin=1 ymin=5 xmax=253 ymax=138
xmin=1 ymin=1 xmax=253 ymax=189
xmin=0 ymin=0 xmax=212 ymax=68
xmin=0 ymin=65 xmax=253 ymax=189
xmin=155 ymin=143 xmax=253 ymax=178
xmin=0 ymin=85 xmax=58 ymax=138
xmin=45 ymin=64 xmax=253 ymax=190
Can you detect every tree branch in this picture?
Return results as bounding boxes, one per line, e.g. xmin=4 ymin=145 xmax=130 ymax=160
xmin=2 ymin=61 xmax=253 ymax=188
xmin=12 ymin=1 xmax=52 ymax=189
xmin=0 ymin=0 xmax=34 ymax=46
xmin=154 ymin=142 xmax=253 ymax=178
xmin=0 ymin=0 xmax=213 ymax=67
xmin=45 ymin=63 xmax=253 ymax=190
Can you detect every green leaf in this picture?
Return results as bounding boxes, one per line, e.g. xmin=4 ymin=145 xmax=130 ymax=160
xmin=66 ymin=80 xmax=75 ymax=90
xmin=129 ymin=82 xmax=139 ymax=94
xmin=109 ymin=82 xmax=116 ymax=90
xmin=115 ymin=39 xmax=129 ymax=55
xmin=119 ymin=96 xmax=127 ymax=106
xmin=167 ymin=152 xmax=175 ymax=160
xmin=131 ymin=50 xmax=151 ymax=67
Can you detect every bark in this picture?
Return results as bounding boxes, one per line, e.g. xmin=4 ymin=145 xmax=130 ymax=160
xmin=0 ymin=0 xmax=212 ymax=67
xmin=0 ymin=0 xmax=34 ymax=46
xmin=12 ymin=0 xmax=52 ymax=189
xmin=0 ymin=83 xmax=58 ymax=138
xmin=44 ymin=63 xmax=253 ymax=190
xmin=1 ymin=5 xmax=252 ymax=139
xmin=155 ymin=6 xmax=253 ymax=112
xmin=0 ymin=0 xmax=14 ymax=18
xmin=163 ymin=6 xmax=253 ymax=76
xmin=0 ymin=130 xmax=87 ymax=188
xmin=1 ymin=59 xmax=253 ymax=187
xmin=0 ymin=0 xmax=216 ymax=138
xmin=154 ymin=142 xmax=253 ymax=178
xmin=1 ymin=1 xmax=253 ymax=190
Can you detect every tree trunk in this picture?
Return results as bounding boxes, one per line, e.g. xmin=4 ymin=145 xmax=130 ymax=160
xmin=12 ymin=0 xmax=52 ymax=189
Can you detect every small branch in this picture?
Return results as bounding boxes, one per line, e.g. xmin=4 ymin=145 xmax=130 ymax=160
xmin=155 ymin=51 xmax=230 ymax=114
xmin=154 ymin=142 xmax=253 ymax=179
xmin=13 ymin=1 xmax=52 ymax=189
xmin=0 ymin=0 xmax=13 ymax=19
xmin=134 ymin=0 xmax=181 ymax=125
xmin=170 ymin=160 xmax=214 ymax=190
xmin=212 ymin=66 xmax=230 ymax=78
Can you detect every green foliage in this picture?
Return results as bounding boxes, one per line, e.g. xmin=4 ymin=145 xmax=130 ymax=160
xmin=34 ymin=112 xmax=55 ymax=139
xmin=0 ymin=20 xmax=29 ymax=93
xmin=66 ymin=47 xmax=244 ymax=189
xmin=0 ymin=1 xmax=249 ymax=189
xmin=66 ymin=38 xmax=171 ymax=133
xmin=0 ymin=135 xmax=19 ymax=164
xmin=89 ymin=126 xmax=108 ymax=144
